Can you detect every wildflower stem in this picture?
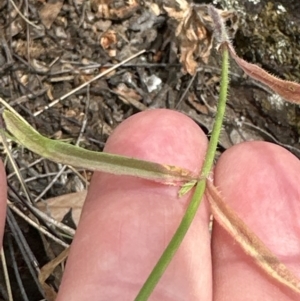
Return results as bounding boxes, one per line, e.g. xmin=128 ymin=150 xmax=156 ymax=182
xmin=134 ymin=47 xmax=230 ymax=301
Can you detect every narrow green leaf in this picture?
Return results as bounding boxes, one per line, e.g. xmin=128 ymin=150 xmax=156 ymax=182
xmin=3 ymin=110 xmax=197 ymax=185
xmin=178 ymin=180 xmax=197 ymax=197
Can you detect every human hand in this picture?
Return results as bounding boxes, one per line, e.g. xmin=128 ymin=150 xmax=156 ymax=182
xmin=1 ymin=109 xmax=300 ymax=300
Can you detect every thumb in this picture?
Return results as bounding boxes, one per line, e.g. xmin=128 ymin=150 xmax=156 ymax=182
xmin=56 ymin=109 xmax=211 ymax=301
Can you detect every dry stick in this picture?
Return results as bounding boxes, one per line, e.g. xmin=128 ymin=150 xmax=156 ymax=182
xmin=242 ymin=121 xmax=300 ymax=157
xmin=206 ymin=181 xmax=300 ymax=293
xmin=7 ymin=236 xmax=29 ymax=301
xmin=6 ymin=209 xmax=46 ymax=297
xmin=67 ymin=165 xmax=90 ymax=187
xmin=34 ymin=50 xmax=146 ymax=116
xmin=24 ymin=0 xmax=31 ymax=67
xmin=27 ymin=203 xmax=76 ymax=237
xmin=8 ymin=201 xmax=70 ymax=248
xmin=7 ymin=157 xmax=44 ymax=180
xmin=34 ymin=166 xmax=68 ymax=203
xmin=175 ymin=72 xmax=197 ymax=109
xmin=1 ymin=248 xmax=13 ymax=301
xmin=8 ymin=159 xmax=89 ymax=187
xmin=9 ymin=0 xmax=40 ymax=29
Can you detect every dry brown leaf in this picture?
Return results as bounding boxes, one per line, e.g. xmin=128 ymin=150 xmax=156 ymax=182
xmin=179 ymin=43 xmax=200 ymax=76
xmin=165 ymin=2 xmax=238 ymax=75
xmin=37 ymin=191 xmax=86 ymax=226
xmin=41 ymin=283 xmax=57 ymax=301
xmin=206 ymin=180 xmax=300 ymax=294
xmin=38 ymin=247 xmax=70 ymax=300
xmin=39 ymin=0 xmax=64 ymax=29
xmin=100 ymin=30 xmax=117 ymax=49
xmin=39 ymin=248 xmax=70 ymax=283
xmin=14 ymin=40 xmax=45 ymax=59
xmin=164 ymin=1 xmax=213 ymax=75
xmin=186 ymin=92 xmax=209 ymax=115
xmin=91 ymin=0 xmax=139 ymax=20
xmin=113 ymin=84 xmax=147 ymax=111
xmin=100 ymin=30 xmax=117 ymax=57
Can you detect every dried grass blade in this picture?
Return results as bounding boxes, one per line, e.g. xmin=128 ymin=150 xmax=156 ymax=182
xmin=38 ymin=248 xmax=69 ymax=301
xmin=1 ymin=248 xmax=13 ymax=301
xmin=206 ymin=180 xmax=300 ymax=294
xmin=225 ymin=42 xmax=300 ymax=104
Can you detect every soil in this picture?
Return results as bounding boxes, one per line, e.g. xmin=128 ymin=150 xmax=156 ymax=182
xmin=0 ymin=0 xmax=300 ymax=300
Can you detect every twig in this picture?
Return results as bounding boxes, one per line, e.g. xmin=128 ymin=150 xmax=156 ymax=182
xmin=9 ymin=0 xmax=40 ymax=29
xmin=8 ymin=201 xmax=70 ymax=247
xmin=33 ymin=165 xmax=68 ymax=203
xmin=1 ymin=247 xmax=13 ymax=301
xmin=34 ymin=50 xmax=146 ymax=116
xmin=8 ymin=236 xmax=29 ymax=301
xmin=175 ymin=72 xmax=197 ymax=109
xmin=15 ymin=200 xmax=76 ymax=237
xmin=6 ymin=208 xmax=45 ymax=297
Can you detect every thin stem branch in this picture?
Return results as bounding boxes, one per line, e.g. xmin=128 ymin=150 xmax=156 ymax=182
xmin=201 ymin=47 xmax=229 ymax=177
xmin=134 ymin=47 xmax=230 ymax=301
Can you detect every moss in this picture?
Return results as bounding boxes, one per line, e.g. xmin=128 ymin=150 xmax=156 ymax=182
xmin=233 ymin=1 xmax=300 ymax=81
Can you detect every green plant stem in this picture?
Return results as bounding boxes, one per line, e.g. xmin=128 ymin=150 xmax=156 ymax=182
xmin=134 ymin=47 xmax=230 ymax=301
xmin=201 ymin=46 xmax=229 ymax=177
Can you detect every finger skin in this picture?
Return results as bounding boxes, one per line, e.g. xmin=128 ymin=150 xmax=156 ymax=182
xmin=212 ymin=141 xmax=300 ymax=301
xmin=0 ymin=161 xmax=6 ymax=247
xmin=57 ymin=109 xmax=211 ymax=301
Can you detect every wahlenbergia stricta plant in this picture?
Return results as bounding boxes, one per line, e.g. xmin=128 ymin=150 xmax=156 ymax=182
xmin=2 ymin=3 xmax=300 ymax=300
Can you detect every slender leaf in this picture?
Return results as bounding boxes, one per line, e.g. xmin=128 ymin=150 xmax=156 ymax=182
xmin=225 ymin=42 xmax=300 ymax=104
xmin=206 ymin=180 xmax=300 ymax=293
xmin=3 ymin=110 xmax=197 ymax=185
